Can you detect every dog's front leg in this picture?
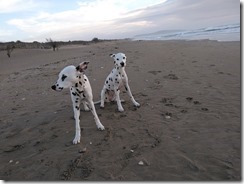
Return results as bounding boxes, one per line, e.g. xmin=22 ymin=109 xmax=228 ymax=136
xmin=71 ymin=96 xmax=81 ymax=144
xmin=86 ymin=99 xmax=105 ymax=130
xmin=114 ymin=89 xmax=124 ymax=112
xmin=123 ymin=76 xmax=140 ymax=107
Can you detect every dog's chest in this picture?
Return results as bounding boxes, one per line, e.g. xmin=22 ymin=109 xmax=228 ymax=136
xmin=105 ymin=68 xmax=126 ymax=90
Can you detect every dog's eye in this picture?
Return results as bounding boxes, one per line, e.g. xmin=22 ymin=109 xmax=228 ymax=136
xmin=123 ymin=57 xmax=125 ymax=59
xmin=61 ymin=74 xmax=67 ymax=81
xmin=117 ymin=58 xmax=119 ymax=61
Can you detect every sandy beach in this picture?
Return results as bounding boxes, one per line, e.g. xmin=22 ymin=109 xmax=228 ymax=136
xmin=0 ymin=40 xmax=241 ymax=181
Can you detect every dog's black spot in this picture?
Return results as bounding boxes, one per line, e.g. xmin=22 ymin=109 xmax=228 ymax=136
xmin=72 ymin=92 xmax=77 ymax=96
xmin=115 ymin=78 xmax=118 ymax=81
xmin=75 ymin=83 xmax=78 ymax=87
xmin=79 ymin=76 xmax=81 ymax=79
xmin=119 ymin=72 xmax=121 ymax=75
xmin=59 ymin=87 xmax=64 ymax=90
xmin=116 ymin=75 xmax=118 ymax=77
xmin=83 ymin=94 xmax=86 ymax=98
xmin=57 ymin=84 xmax=59 ymax=86
xmin=76 ymin=98 xmax=79 ymax=101
xmin=84 ymin=79 xmax=87 ymax=81
xmin=75 ymin=106 xmax=79 ymax=110
xmin=76 ymin=66 xmax=80 ymax=71
xmin=79 ymin=81 xmax=82 ymax=86
xmin=122 ymin=75 xmax=124 ymax=77
xmin=106 ymin=80 xmax=108 ymax=84
xmin=61 ymin=74 xmax=67 ymax=81
xmin=76 ymin=89 xmax=83 ymax=94
xmin=117 ymin=58 xmax=119 ymax=61
xmin=125 ymin=86 xmax=128 ymax=91
xmin=123 ymin=57 xmax=125 ymax=59
xmin=75 ymin=100 xmax=78 ymax=103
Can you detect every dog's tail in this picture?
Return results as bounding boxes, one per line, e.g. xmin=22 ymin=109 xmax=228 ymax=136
xmin=94 ymin=100 xmax=101 ymax=105
xmin=93 ymin=99 xmax=125 ymax=105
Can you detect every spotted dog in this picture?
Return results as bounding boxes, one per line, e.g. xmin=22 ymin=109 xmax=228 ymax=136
xmin=100 ymin=53 xmax=140 ymax=112
xmin=51 ymin=61 xmax=105 ymax=144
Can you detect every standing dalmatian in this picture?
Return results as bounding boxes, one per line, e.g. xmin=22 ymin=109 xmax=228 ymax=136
xmin=51 ymin=61 xmax=105 ymax=144
xmin=100 ymin=52 xmax=140 ymax=112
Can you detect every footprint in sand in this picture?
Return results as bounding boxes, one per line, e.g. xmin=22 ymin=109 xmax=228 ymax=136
xmin=148 ymin=70 xmax=162 ymax=75
xmin=164 ymin=73 xmax=178 ymax=80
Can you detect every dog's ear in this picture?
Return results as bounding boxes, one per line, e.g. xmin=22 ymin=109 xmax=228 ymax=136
xmin=110 ymin=54 xmax=115 ymax=58
xmin=76 ymin=61 xmax=89 ymax=72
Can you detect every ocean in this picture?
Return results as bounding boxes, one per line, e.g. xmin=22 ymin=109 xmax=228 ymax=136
xmin=133 ymin=23 xmax=240 ymax=41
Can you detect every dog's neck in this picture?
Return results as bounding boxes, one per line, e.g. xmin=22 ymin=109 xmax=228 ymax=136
xmin=73 ymin=73 xmax=86 ymax=90
xmin=115 ymin=66 xmax=126 ymax=74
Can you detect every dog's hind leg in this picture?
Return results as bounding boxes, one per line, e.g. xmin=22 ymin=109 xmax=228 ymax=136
xmin=100 ymin=86 xmax=106 ymax=108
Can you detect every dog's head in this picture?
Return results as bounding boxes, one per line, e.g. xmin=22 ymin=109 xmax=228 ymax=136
xmin=51 ymin=61 xmax=89 ymax=91
xmin=110 ymin=53 xmax=127 ymax=68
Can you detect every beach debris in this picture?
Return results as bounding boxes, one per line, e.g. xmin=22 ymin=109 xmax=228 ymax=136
xmin=9 ymin=160 xmax=13 ymax=163
xmin=138 ymin=159 xmax=150 ymax=166
xmin=138 ymin=161 xmax=144 ymax=166
xmin=15 ymin=161 xmax=19 ymax=164
xmin=21 ymin=97 xmax=26 ymax=101
xmin=165 ymin=115 xmax=171 ymax=119
xmin=130 ymin=149 xmax=134 ymax=153
xmin=164 ymin=112 xmax=172 ymax=119
xmin=79 ymin=147 xmax=87 ymax=153
xmin=89 ymin=142 xmax=92 ymax=145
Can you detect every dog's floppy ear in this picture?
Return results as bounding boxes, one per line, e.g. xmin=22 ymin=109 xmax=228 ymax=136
xmin=76 ymin=61 xmax=89 ymax=72
xmin=110 ymin=54 xmax=115 ymax=58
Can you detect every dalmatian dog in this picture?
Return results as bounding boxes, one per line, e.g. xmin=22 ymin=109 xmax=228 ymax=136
xmin=51 ymin=61 xmax=105 ymax=144
xmin=100 ymin=53 xmax=140 ymax=112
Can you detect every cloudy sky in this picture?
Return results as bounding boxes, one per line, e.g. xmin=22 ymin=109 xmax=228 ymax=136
xmin=0 ymin=0 xmax=240 ymax=42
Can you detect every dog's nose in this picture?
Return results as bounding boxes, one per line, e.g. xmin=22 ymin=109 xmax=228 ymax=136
xmin=120 ymin=62 xmax=125 ymax=67
xmin=51 ymin=85 xmax=56 ymax=90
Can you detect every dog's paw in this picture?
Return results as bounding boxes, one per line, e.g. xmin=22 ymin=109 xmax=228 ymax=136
xmin=118 ymin=107 xmax=124 ymax=112
xmin=97 ymin=124 xmax=105 ymax=130
xmin=134 ymin=102 xmax=140 ymax=107
xmin=100 ymin=105 xmax=105 ymax=109
xmin=73 ymin=136 xmax=80 ymax=144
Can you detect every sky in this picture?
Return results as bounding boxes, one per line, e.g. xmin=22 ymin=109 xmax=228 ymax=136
xmin=0 ymin=0 xmax=240 ymax=42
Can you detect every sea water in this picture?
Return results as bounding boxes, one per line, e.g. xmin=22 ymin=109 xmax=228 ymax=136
xmin=133 ymin=23 xmax=240 ymax=41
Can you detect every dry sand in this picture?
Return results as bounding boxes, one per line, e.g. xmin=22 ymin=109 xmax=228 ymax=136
xmin=0 ymin=40 xmax=241 ymax=181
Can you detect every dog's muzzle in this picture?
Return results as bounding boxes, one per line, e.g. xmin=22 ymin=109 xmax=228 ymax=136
xmin=120 ymin=62 xmax=125 ymax=67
